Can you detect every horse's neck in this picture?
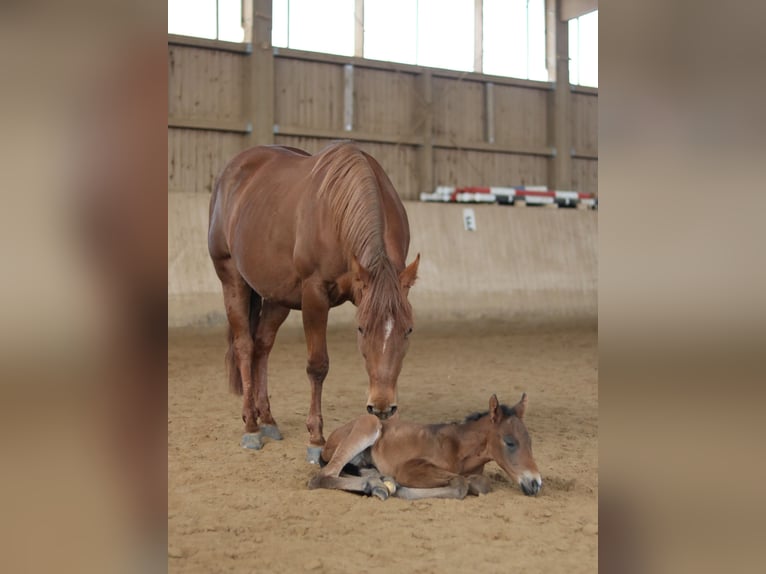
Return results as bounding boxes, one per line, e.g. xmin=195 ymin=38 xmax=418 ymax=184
xmin=451 ymin=422 xmax=491 ymax=463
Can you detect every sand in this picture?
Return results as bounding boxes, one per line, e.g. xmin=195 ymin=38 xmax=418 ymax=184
xmin=168 ymin=320 xmax=598 ymax=573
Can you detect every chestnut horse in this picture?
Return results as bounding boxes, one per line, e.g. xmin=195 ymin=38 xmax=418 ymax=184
xmin=308 ymin=393 xmax=542 ymax=500
xmin=208 ymin=143 xmax=420 ymax=462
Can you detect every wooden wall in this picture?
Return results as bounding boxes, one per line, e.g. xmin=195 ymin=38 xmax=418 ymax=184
xmin=167 ymin=36 xmax=598 ymax=199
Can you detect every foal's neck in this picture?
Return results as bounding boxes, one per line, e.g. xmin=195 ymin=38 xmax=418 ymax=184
xmin=452 ymin=418 xmax=491 ymax=461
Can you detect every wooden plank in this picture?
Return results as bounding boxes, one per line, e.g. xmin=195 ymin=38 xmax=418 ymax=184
xmin=433 ymin=138 xmax=553 ymax=158
xmin=418 ymin=70 xmax=434 ymax=194
xmin=274 ymin=47 xmax=553 ymax=91
xmin=494 ymin=84 xmax=548 ymax=148
xmin=168 ymin=46 xmax=246 ymax=121
xmin=168 ymin=117 xmax=252 ymax=134
xmin=168 ymin=33 xmax=251 ymax=54
xmin=571 ymin=85 xmax=598 ymax=96
xmin=273 ymin=124 xmax=423 ymax=146
xmin=354 ymin=67 xmax=417 ymax=137
xmin=560 ymin=0 xmax=597 ymax=21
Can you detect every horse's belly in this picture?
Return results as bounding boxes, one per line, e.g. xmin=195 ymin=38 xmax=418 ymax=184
xmin=235 ymin=252 xmax=303 ymax=307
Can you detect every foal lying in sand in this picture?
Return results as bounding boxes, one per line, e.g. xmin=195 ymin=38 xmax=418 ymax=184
xmin=308 ymin=393 xmax=542 ymax=500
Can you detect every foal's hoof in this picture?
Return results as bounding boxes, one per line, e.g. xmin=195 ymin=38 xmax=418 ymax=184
xmin=370 ymin=485 xmax=390 ymax=500
xmin=241 ymin=432 xmax=264 ymax=450
xmin=260 ymin=424 xmax=283 ymax=441
xmin=306 ymin=446 xmax=323 ymax=465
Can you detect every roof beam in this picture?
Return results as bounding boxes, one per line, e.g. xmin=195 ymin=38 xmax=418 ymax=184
xmin=560 ymin=0 xmax=597 ymax=21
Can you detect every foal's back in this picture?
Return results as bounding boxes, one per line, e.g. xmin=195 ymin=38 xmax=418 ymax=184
xmin=370 ymin=419 xmax=463 ymax=476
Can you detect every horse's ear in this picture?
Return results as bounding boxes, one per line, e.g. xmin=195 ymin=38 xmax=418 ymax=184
xmin=515 ymin=393 xmax=528 ymax=420
xmin=489 ymin=394 xmax=501 ymax=424
xmin=352 ymin=256 xmax=371 ymax=289
xmin=399 ymin=253 xmax=420 ymax=289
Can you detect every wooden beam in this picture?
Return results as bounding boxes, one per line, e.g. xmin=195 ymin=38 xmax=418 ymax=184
xmin=168 ymin=117 xmax=252 ymax=134
xmin=343 ymin=64 xmax=354 ymax=131
xmin=273 ymin=47 xmax=554 ymax=91
xmin=418 ymin=70 xmax=434 ymax=194
xmin=273 ymin=125 xmax=423 ymax=146
xmin=244 ymin=0 xmax=275 ymax=146
xmin=484 ymin=82 xmax=495 ymax=144
xmin=545 ymin=0 xmax=557 ymax=82
xmin=560 ymin=0 xmax=597 ymax=21
xmin=432 ymin=139 xmax=553 ymax=158
xmin=549 ymin=0 xmax=573 ymax=189
xmin=167 ymin=33 xmax=251 ymax=54
xmin=474 ymin=0 xmax=483 ymax=73
xmin=354 ymin=0 xmax=364 ymax=58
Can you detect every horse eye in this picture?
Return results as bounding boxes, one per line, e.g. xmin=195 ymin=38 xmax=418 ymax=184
xmin=503 ymin=437 xmax=517 ymax=450
xmin=405 ymin=327 xmax=413 ymax=337
xmin=357 ymin=327 xmax=364 ymax=335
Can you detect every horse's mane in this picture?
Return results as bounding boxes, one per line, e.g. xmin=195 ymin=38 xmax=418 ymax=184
xmin=312 ymin=142 xmax=385 ymax=269
xmin=312 ymin=142 xmax=410 ymax=336
xmin=464 ymin=404 xmax=517 ymax=423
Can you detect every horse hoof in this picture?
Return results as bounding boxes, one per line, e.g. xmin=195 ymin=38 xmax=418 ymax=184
xmin=241 ymin=432 xmax=264 ymax=450
xmin=260 ymin=424 xmax=283 ymax=441
xmin=306 ymin=446 xmax=323 ymax=464
xmin=371 ymin=485 xmax=390 ymax=501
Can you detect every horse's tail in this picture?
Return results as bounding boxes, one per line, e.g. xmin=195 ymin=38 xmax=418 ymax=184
xmin=225 ymin=287 xmax=261 ymax=395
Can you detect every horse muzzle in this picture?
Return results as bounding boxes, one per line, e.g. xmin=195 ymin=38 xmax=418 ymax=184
xmin=367 ymin=404 xmax=398 ymax=420
xmin=520 ymin=474 xmax=543 ymax=496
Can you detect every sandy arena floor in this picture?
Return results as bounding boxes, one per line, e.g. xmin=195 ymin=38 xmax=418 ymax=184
xmin=168 ymin=320 xmax=598 ymax=573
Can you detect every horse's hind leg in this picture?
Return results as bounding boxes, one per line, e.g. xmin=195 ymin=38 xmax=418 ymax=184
xmin=308 ymin=414 xmax=382 ymax=491
xmin=213 ymin=257 xmax=262 ymax=449
xmin=392 ymin=459 xmax=470 ymax=500
xmin=252 ymin=300 xmax=290 ymax=440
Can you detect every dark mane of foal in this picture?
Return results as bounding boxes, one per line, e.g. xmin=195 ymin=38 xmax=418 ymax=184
xmin=464 ymin=404 xmax=517 ymax=423
xmin=312 ymin=142 xmax=411 ymax=337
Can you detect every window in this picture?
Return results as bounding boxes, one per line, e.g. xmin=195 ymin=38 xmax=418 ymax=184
xmin=168 ymin=1 xmax=553 ymax=82
xmin=168 ymin=0 xmax=244 ymax=43
xmin=569 ymin=10 xmax=598 ymax=87
xmin=364 ymin=0 xmax=417 ymax=65
xmin=483 ymin=0 xmax=547 ymax=81
xmin=272 ymin=0 xmax=355 ymax=57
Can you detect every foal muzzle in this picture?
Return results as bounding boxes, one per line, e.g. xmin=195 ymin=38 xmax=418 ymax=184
xmin=520 ymin=476 xmax=543 ymax=496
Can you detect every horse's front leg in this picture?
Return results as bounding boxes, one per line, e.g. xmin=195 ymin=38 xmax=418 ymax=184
xmin=301 ymin=282 xmax=330 ymax=463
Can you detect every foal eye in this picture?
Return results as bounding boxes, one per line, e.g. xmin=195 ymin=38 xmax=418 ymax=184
xmin=503 ymin=437 xmax=517 ymax=450
xmin=405 ymin=327 xmax=413 ymax=337
xmin=357 ymin=327 xmax=364 ymax=335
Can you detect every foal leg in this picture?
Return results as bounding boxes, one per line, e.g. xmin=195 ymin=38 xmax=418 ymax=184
xmin=308 ymin=415 xmax=393 ymax=499
xmin=252 ymin=300 xmax=290 ymax=441
xmin=301 ymin=281 xmax=331 ymax=463
xmin=392 ymin=459 xmax=469 ymax=500
xmin=213 ymin=257 xmax=262 ymax=449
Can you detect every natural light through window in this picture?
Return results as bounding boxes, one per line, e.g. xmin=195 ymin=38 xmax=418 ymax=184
xmin=569 ymin=10 xmax=598 ymax=87
xmin=483 ymin=0 xmax=547 ymax=81
xmin=364 ymin=0 xmax=417 ymax=65
xmin=169 ymin=1 xmax=596 ymax=86
xmin=168 ymin=0 xmax=244 ymax=42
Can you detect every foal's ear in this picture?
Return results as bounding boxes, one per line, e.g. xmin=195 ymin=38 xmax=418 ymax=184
xmin=515 ymin=393 xmax=528 ymax=420
xmin=489 ymin=394 xmax=501 ymax=424
xmin=352 ymin=256 xmax=371 ymax=289
xmin=399 ymin=253 xmax=420 ymax=290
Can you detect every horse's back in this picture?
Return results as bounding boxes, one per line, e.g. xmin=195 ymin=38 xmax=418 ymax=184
xmin=208 ymin=145 xmax=312 ymax=256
